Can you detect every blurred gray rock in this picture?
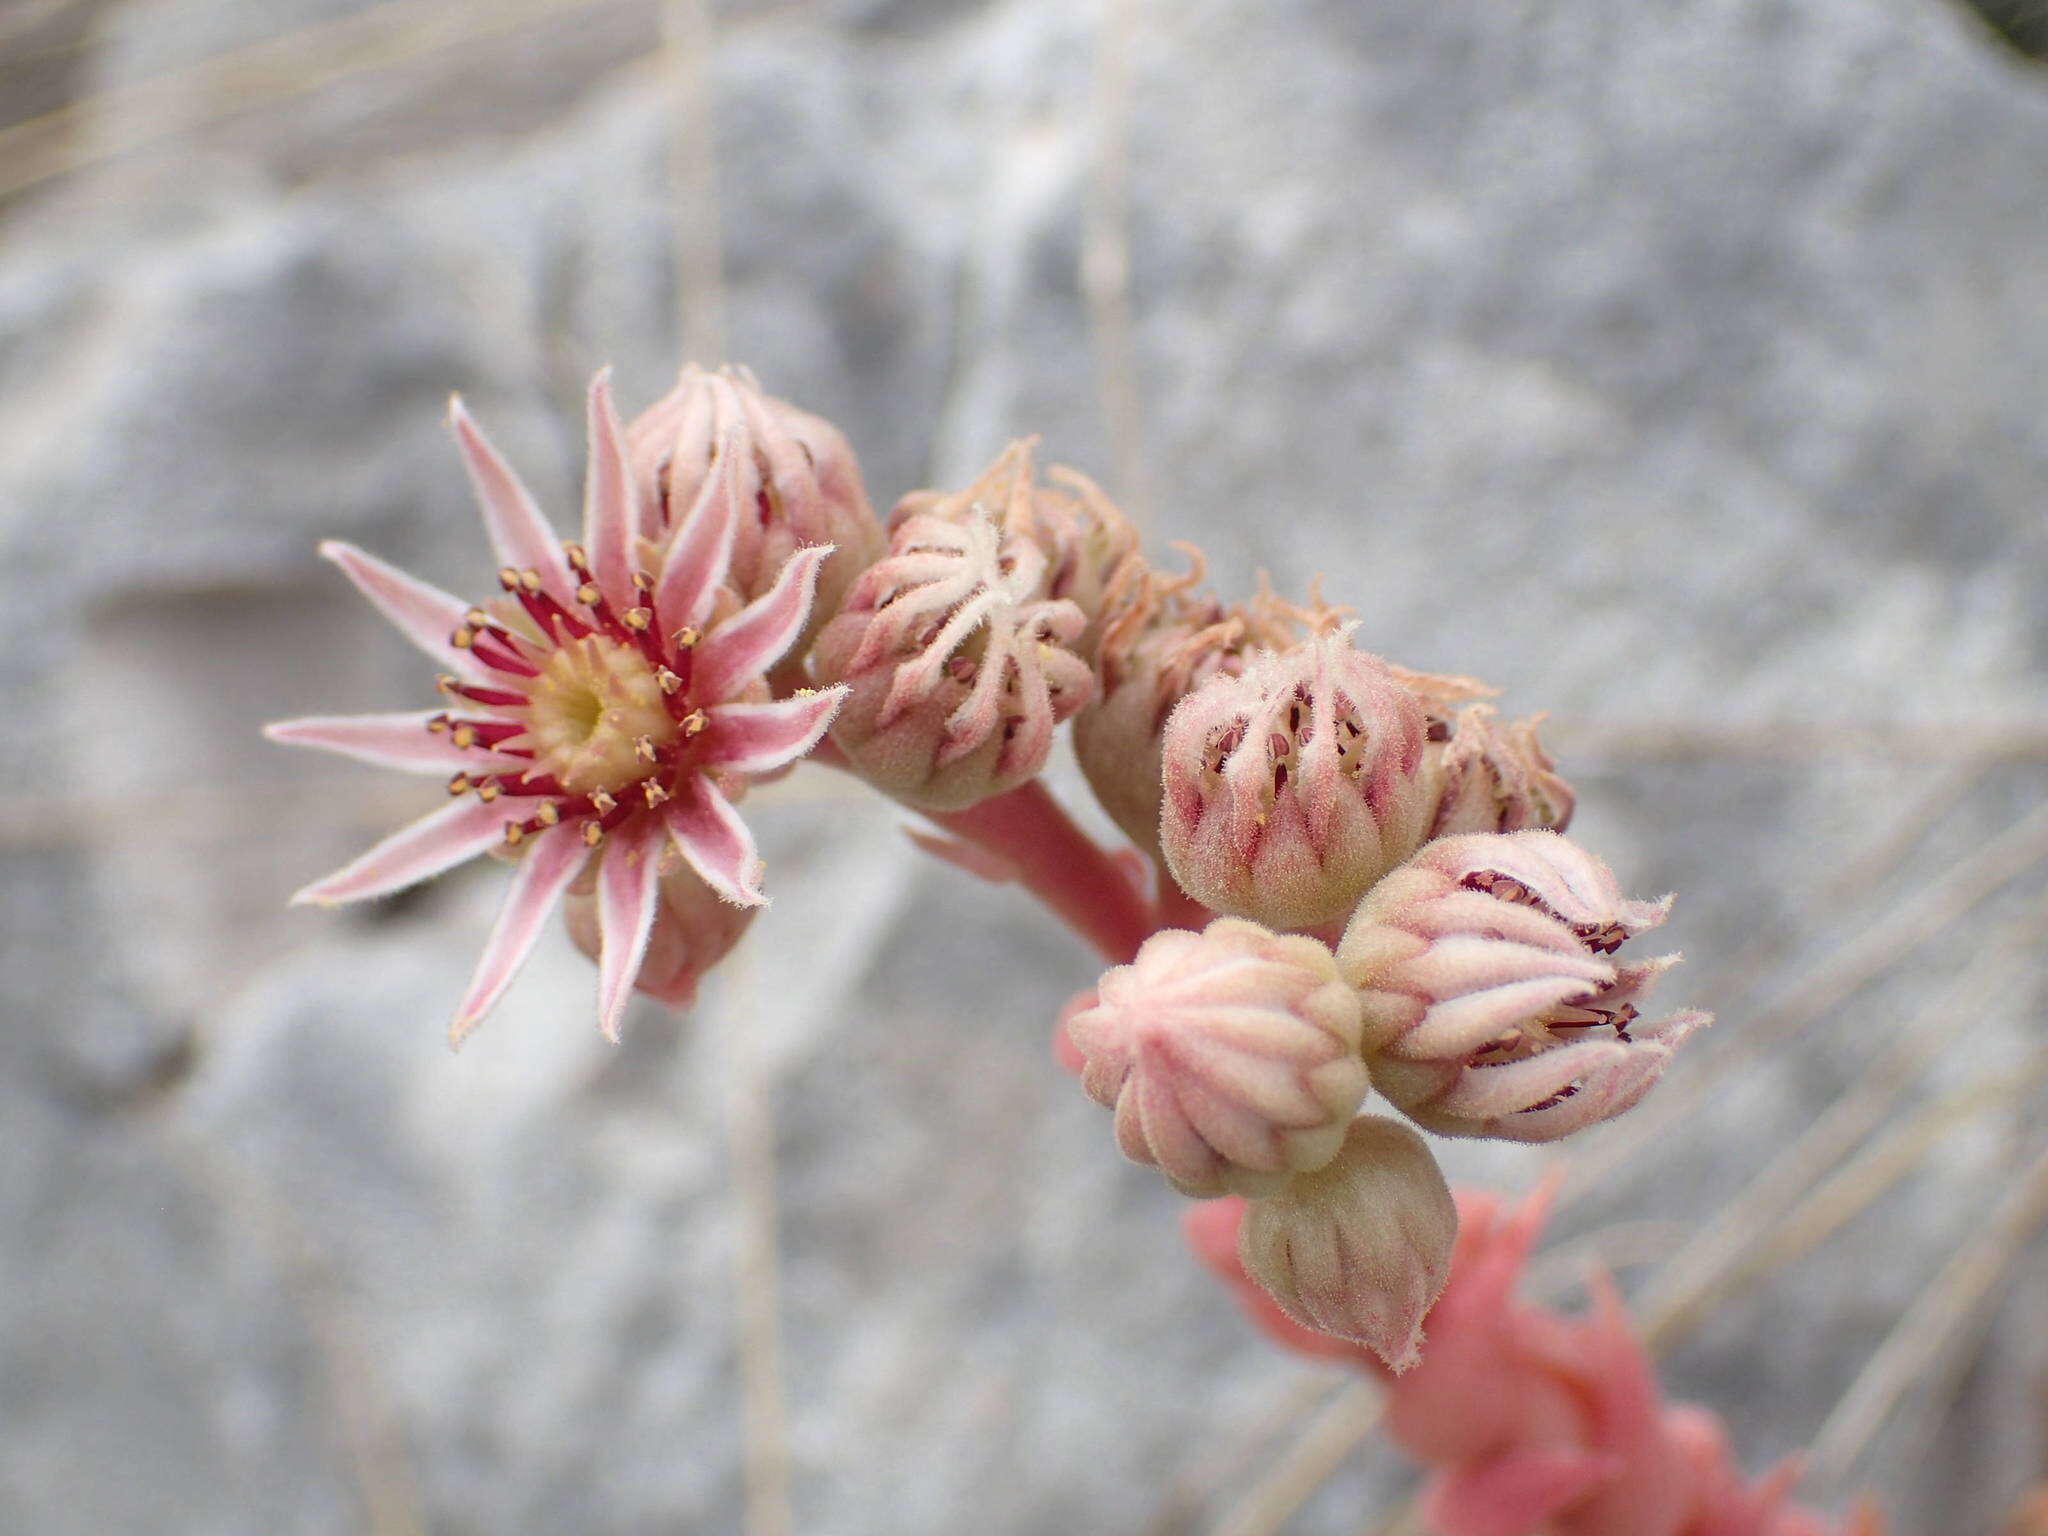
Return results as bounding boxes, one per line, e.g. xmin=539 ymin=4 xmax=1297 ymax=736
xmin=3 ymin=0 xmax=2045 ymax=1531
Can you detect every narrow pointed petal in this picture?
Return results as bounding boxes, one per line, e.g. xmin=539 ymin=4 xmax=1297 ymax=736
xmin=265 ymin=711 xmax=522 ymax=775
xmin=449 ymin=823 xmax=588 ymax=1045
xmin=694 ymin=543 xmax=833 ymax=700
xmin=696 ymin=689 xmax=847 ymax=776
xmin=448 ymin=397 xmax=575 ymax=600
xmin=595 ymin=816 xmax=664 ymax=1042
xmin=653 ymin=440 xmax=741 ymax=632
xmin=582 ymin=369 xmax=638 ymax=610
xmin=663 ymin=776 xmax=766 ymax=907
xmin=320 ymin=541 xmax=488 ymax=680
xmin=291 ymin=796 xmax=506 ymax=906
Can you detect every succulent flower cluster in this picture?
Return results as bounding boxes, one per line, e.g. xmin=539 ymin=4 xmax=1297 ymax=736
xmin=270 ymin=363 xmax=1709 ymax=1395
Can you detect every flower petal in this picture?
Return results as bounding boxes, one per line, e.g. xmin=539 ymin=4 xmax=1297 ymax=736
xmin=696 ymin=689 xmax=847 ymax=777
xmin=449 ymin=822 xmax=588 ymax=1046
xmin=694 ymin=543 xmax=833 ymax=700
xmin=595 ymin=815 xmax=664 ymax=1042
xmin=582 ymin=368 xmax=638 ymax=611
xmin=264 ymin=711 xmax=522 ymax=775
xmin=320 ymin=541 xmax=488 ymax=681
xmin=448 ymin=397 xmax=576 ymax=601
xmin=290 ymin=796 xmax=507 ymax=906
xmin=653 ymin=433 xmax=741 ymax=632
xmin=663 ymin=776 xmax=766 ymax=907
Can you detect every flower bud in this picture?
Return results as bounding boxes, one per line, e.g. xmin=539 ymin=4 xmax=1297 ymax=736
xmin=563 ymin=860 xmax=756 ymax=1011
xmin=1238 ymin=1115 xmax=1458 ymax=1371
xmin=1066 ymin=919 xmax=1369 ymax=1197
xmin=893 ymin=440 xmax=1140 ymax=658
xmin=1418 ymin=705 xmax=1575 ymax=839
xmin=1160 ymin=631 xmax=1431 ymax=930
xmin=1337 ymin=831 xmax=1707 ymax=1142
xmin=627 ymin=366 xmax=885 ymax=656
xmin=807 ymin=507 xmax=1094 ymax=810
xmin=1074 ymin=555 xmax=1313 ymax=860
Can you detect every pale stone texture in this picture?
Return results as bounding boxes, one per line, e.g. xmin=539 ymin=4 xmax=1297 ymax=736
xmin=2 ymin=0 xmax=2045 ymax=1531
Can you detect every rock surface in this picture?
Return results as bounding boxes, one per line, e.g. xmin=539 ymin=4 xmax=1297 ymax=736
xmin=3 ymin=0 xmax=2045 ymax=1531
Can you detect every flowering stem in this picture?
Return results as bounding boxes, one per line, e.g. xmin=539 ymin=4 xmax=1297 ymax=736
xmin=927 ymin=780 xmax=1157 ymax=964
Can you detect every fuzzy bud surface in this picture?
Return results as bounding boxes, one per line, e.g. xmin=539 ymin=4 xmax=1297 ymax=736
xmin=1075 ymin=558 xmax=1315 ymax=860
xmin=809 ymin=500 xmax=1094 ymax=810
xmin=1420 ymin=704 xmax=1575 ymax=839
xmin=1067 ymin=919 xmax=1369 ymax=1197
xmin=627 ymin=365 xmax=884 ymax=658
xmin=1338 ymin=830 xmax=1707 ymax=1142
xmin=1160 ymin=632 xmax=1430 ymax=930
xmin=1237 ymin=1114 xmax=1458 ymax=1371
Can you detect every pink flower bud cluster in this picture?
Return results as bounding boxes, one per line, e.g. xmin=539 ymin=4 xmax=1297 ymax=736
xmin=275 ymin=362 xmax=1723 ymax=1437
xmin=1188 ymin=1183 xmax=1887 ymax=1536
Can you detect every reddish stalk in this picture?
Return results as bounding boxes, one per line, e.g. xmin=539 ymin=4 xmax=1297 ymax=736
xmin=926 ymin=780 xmax=1157 ymax=964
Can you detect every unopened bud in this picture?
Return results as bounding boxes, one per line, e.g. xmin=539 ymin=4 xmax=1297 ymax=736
xmin=1238 ymin=1115 xmax=1458 ymax=1371
xmin=1337 ymin=830 xmax=1707 ymax=1142
xmin=1160 ymin=631 xmax=1430 ymax=930
xmin=1067 ymin=919 xmax=1369 ymax=1197
xmin=627 ymin=366 xmax=884 ymax=656
xmin=809 ymin=505 xmax=1093 ymax=810
xmin=1418 ymin=704 xmax=1574 ymax=838
xmin=1075 ymin=554 xmax=1314 ymax=860
xmin=892 ymin=440 xmax=1140 ymax=658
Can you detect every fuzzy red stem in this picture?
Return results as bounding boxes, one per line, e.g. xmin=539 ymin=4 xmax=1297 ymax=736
xmin=926 ymin=781 xmax=1156 ymax=964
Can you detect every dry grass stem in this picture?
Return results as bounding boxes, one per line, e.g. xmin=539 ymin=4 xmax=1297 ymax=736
xmin=1142 ymin=1377 xmax=1348 ymax=1536
xmin=1715 ymin=1045 xmax=2048 ymax=1326
xmin=158 ymin=1124 xmax=427 ymax=1536
xmin=1804 ymin=1145 xmax=2048 ymax=1488
xmin=1548 ymin=718 xmax=2048 ymax=763
xmin=1633 ymin=891 xmax=2048 ymax=1345
xmin=1565 ymin=796 xmax=2048 ymax=1200
xmin=0 ymin=0 xmax=633 ymax=200
xmin=662 ymin=0 xmax=726 ymax=363
xmin=1210 ymin=1383 xmax=1387 ymax=1536
xmin=1082 ymin=0 xmax=1148 ymax=526
xmin=718 ymin=937 xmax=795 ymax=1536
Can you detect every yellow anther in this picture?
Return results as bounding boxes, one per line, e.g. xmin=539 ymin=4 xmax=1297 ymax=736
xmin=562 ymin=542 xmax=588 ymax=568
xmin=582 ymin=821 xmax=605 ymax=847
xmin=671 ymin=626 xmax=700 ymax=648
xmin=634 ymin=736 xmax=659 ymax=763
xmin=632 ymin=569 xmax=653 ymax=591
xmin=644 ymin=781 xmax=670 ymax=807
xmin=498 ymin=567 xmax=522 ymax=590
xmin=435 ymin=674 xmax=458 ymax=694
xmin=452 ymin=725 xmax=477 ymax=749
xmin=536 ymin=801 xmax=560 ymax=826
xmin=503 ymin=822 xmax=524 ymax=846
xmin=656 ymin=669 xmax=683 ymax=694
xmin=519 ymin=569 xmax=542 ymax=592
xmin=426 ymin=715 xmax=450 ymax=734
xmin=577 ymin=583 xmax=602 ymax=606
xmin=451 ymin=628 xmax=475 ymax=650
xmin=591 ymin=790 xmax=617 ymax=814
xmin=682 ymin=710 xmax=708 ymax=737
xmin=447 ymin=774 xmax=470 ymax=796
xmin=477 ymin=782 xmax=501 ymax=803
xmin=623 ymin=607 xmax=652 ymax=631
xmin=465 ymin=607 xmax=490 ymax=628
